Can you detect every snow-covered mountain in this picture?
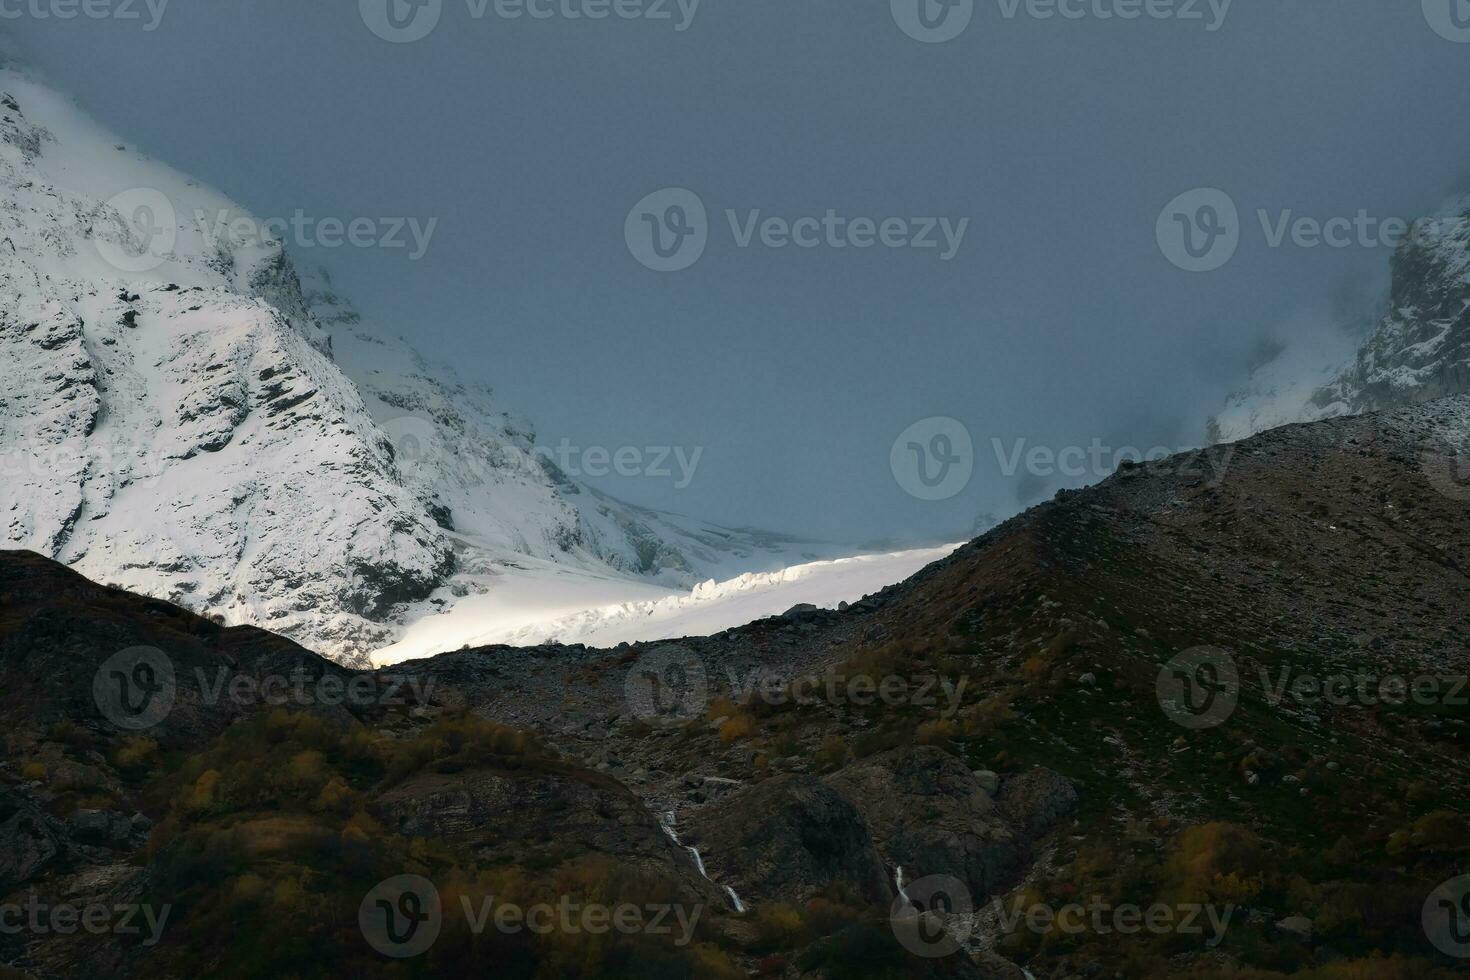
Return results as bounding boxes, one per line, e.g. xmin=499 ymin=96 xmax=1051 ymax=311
xmin=0 ymin=61 xmax=840 ymax=664
xmin=1209 ymin=193 xmax=1470 ymax=443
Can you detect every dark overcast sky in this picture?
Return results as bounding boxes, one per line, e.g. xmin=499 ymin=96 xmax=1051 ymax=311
xmin=10 ymin=1 xmax=1470 ymax=543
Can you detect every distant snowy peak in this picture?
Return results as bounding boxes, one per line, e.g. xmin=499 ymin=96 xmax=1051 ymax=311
xmin=0 ymin=65 xmax=453 ymax=663
xmin=0 ymin=62 xmax=840 ymax=664
xmin=1210 ymin=193 xmax=1470 ymax=443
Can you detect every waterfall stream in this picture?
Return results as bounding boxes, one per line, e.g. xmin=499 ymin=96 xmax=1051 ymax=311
xmin=662 ymin=811 xmax=747 ymax=914
xmin=894 ymin=865 xmax=912 ymax=906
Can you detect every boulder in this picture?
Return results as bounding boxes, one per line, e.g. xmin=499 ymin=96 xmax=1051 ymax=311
xmin=996 ymin=767 xmax=1079 ymax=838
xmin=826 ymin=747 xmax=1024 ymax=899
xmin=0 ymin=784 xmax=71 ymax=890
xmin=1277 ymin=915 xmax=1314 ymax=943
xmin=684 ymin=773 xmax=893 ymax=908
xmin=68 ymin=809 xmax=134 ymax=847
xmin=973 ymin=769 xmax=1001 ymax=795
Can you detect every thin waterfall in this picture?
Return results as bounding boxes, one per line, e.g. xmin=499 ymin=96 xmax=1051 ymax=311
xmin=662 ymin=811 xmax=747 ymax=914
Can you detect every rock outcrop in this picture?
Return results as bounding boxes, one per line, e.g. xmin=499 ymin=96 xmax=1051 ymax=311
xmin=684 ymin=773 xmax=895 ymax=908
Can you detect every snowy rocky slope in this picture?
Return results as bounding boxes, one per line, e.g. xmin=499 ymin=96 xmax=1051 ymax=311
xmin=0 ymin=61 xmax=839 ymax=665
xmin=1210 ymin=192 xmax=1470 ymax=443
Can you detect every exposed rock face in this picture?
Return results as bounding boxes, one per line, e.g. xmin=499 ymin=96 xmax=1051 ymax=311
xmin=0 ymin=783 xmax=71 ymax=891
xmin=66 ymin=808 xmax=135 ymax=847
xmin=0 ymin=548 xmax=361 ymax=743
xmin=3 ymin=384 xmax=1470 ymax=977
xmin=825 ymin=747 xmax=1027 ymax=900
xmin=995 ymin=767 xmax=1079 ymax=840
xmin=684 ymin=774 xmax=895 ymax=908
xmin=1211 ymin=194 xmax=1470 ymax=443
xmin=376 ymin=766 xmax=723 ymax=906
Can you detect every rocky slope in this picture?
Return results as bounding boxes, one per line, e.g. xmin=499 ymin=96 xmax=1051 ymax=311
xmin=5 ymin=394 xmax=1467 ymax=978
xmin=0 ymin=61 xmax=832 ymax=666
xmin=1210 ymin=193 xmax=1470 ymax=444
